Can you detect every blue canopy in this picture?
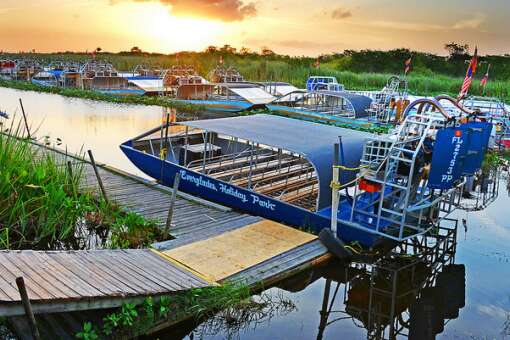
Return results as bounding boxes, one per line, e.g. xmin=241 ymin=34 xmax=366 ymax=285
xmin=180 ymin=114 xmax=370 ymax=209
xmin=316 ymin=91 xmax=373 ymax=117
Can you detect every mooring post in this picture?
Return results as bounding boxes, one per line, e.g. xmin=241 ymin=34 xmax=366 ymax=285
xmin=165 ymin=173 xmax=181 ymax=234
xmin=331 ymin=143 xmax=340 ymax=235
xmin=87 ymin=149 xmax=109 ymax=205
xmin=15 ymin=277 xmax=41 ymax=340
xmin=18 ymin=98 xmax=31 ymax=139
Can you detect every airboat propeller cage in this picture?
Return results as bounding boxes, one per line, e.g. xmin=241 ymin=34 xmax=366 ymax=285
xmin=176 ymin=114 xmax=371 ymax=209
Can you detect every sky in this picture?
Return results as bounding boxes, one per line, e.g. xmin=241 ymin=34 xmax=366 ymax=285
xmin=0 ymin=0 xmax=509 ymax=56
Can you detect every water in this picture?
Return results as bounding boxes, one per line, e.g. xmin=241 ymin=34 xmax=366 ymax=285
xmin=1 ymin=87 xmax=509 ymax=339
xmin=0 ymin=87 xmax=229 ymax=178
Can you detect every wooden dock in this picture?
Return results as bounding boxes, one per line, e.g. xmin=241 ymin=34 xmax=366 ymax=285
xmin=0 ymin=249 xmax=210 ymax=316
xmin=2 ymin=141 xmax=330 ymax=338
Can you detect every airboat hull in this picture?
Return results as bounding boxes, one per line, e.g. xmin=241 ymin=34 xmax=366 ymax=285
xmin=266 ymin=104 xmax=381 ymax=129
xmin=120 ymin=140 xmax=380 ymax=247
xmin=96 ymin=89 xmax=146 ymax=96
xmin=173 ymin=99 xmax=254 ymax=112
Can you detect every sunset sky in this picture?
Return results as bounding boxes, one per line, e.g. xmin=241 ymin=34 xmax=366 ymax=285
xmin=1 ymin=0 xmax=509 ymax=56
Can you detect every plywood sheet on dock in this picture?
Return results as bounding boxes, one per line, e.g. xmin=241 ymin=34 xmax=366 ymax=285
xmin=0 ymin=249 xmax=210 ymax=316
xmin=162 ymin=220 xmax=317 ymax=282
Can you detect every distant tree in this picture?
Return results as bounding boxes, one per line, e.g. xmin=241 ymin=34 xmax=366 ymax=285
xmin=205 ymin=45 xmax=218 ymax=53
xmin=220 ymin=44 xmax=236 ymax=54
xmin=95 ymin=47 xmax=102 ymax=53
xmin=130 ymin=46 xmax=142 ymax=54
xmin=444 ymin=42 xmax=469 ymax=59
xmin=261 ymin=47 xmax=275 ymax=56
xmin=239 ymin=47 xmax=251 ymax=55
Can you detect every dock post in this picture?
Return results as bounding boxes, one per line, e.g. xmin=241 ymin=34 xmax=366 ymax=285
xmin=87 ymin=150 xmax=109 ymax=205
xmin=331 ymin=144 xmax=340 ymax=235
xmin=15 ymin=277 xmax=41 ymax=340
xmin=165 ymin=173 xmax=181 ymax=234
xmin=18 ymin=98 xmax=31 ymax=139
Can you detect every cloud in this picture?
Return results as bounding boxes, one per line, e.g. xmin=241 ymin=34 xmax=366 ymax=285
xmin=244 ymin=38 xmax=344 ymax=52
xmin=365 ymin=14 xmax=486 ymax=33
xmin=331 ymin=7 xmax=352 ymax=20
xmin=477 ymin=304 xmax=508 ymax=320
xmin=126 ymin=0 xmax=257 ymax=22
xmin=452 ymin=15 xmax=486 ymax=30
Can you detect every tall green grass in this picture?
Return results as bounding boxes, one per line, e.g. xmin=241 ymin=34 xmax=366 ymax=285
xmin=2 ymin=52 xmax=509 ymax=103
xmin=0 ymin=127 xmax=163 ymax=250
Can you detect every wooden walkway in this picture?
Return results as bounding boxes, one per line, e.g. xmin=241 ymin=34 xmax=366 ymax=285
xmin=3 ymin=141 xmax=330 ymax=338
xmin=0 ymin=249 xmax=210 ymax=316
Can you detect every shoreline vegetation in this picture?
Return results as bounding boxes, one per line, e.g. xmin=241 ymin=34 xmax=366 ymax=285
xmin=2 ymin=47 xmax=509 ymax=102
xmin=0 ymin=79 xmax=190 ymax=109
xmin=0 ymin=128 xmax=164 ymax=250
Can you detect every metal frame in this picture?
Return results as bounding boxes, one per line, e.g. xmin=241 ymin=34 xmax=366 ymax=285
xmin=317 ymin=219 xmax=459 ymax=340
xmin=333 ymin=100 xmax=465 ymax=242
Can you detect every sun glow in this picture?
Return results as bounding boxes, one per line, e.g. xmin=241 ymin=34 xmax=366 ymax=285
xmin=119 ymin=3 xmax=226 ymax=53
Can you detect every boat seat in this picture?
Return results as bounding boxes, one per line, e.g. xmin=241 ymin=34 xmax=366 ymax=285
xmin=202 ymin=152 xmax=281 ymax=174
xmin=280 ymin=185 xmax=318 ymax=206
xmin=188 ymin=151 xmax=278 ymax=173
xmin=256 ymin=175 xmax=318 ymax=197
xmin=232 ymin=164 xmax=314 ymax=187
xmin=212 ymin=157 xmax=305 ymax=181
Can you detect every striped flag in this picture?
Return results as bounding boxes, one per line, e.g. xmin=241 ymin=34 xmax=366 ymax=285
xmin=404 ymin=57 xmax=412 ymax=75
xmin=458 ymin=47 xmax=478 ymax=100
xmin=480 ymin=64 xmax=490 ymax=87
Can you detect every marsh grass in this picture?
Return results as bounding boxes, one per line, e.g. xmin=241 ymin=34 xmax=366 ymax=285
xmin=3 ymin=53 xmax=510 ymax=104
xmin=0 ymin=127 xmax=164 ymax=250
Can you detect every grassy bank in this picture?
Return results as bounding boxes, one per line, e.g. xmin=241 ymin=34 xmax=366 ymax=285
xmin=0 ymin=129 xmax=163 ymax=250
xmin=5 ymin=52 xmax=509 ymax=103
xmin=0 ymin=79 xmax=193 ymax=110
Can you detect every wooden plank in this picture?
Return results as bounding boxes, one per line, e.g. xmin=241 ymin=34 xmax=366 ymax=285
xmin=163 ymin=220 xmax=317 ymax=282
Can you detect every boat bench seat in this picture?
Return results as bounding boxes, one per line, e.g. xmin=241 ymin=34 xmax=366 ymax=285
xmin=212 ymin=157 xmax=305 ymax=181
xmin=232 ymin=164 xmax=314 ymax=187
xmin=188 ymin=150 xmax=278 ymax=173
xmin=256 ymin=174 xmax=318 ymax=197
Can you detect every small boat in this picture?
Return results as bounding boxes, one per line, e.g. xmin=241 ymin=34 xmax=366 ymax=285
xmin=80 ymin=61 xmax=145 ymax=96
xmin=266 ymin=90 xmax=378 ymax=129
xmin=31 ymin=70 xmax=60 ymax=87
xmin=306 ymin=76 xmax=344 ymax=92
xmin=121 ymin=104 xmax=492 ymax=247
xmin=121 ymin=114 xmax=380 ymax=246
xmin=0 ymin=60 xmax=16 ymax=80
xmin=173 ymin=83 xmax=275 ymax=112
xmin=209 ymin=65 xmax=244 ymax=83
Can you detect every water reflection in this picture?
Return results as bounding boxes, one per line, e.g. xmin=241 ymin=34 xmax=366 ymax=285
xmin=171 ymin=220 xmax=465 ymax=340
xmin=0 ymin=86 xmax=231 ymax=177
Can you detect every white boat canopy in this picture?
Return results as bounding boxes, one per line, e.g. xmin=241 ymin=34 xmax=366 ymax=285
xmin=128 ymin=79 xmax=165 ymax=93
xmin=228 ymin=86 xmax=276 ymax=105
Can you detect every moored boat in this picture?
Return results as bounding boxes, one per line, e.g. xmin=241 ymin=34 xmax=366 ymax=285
xmin=121 ymin=103 xmax=492 ymax=248
xmin=173 ymin=83 xmax=276 ymax=112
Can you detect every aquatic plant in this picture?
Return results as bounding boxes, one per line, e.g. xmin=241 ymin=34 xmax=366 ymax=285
xmin=75 ymin=322 xmax=98 ymax=340
xmin=76 ymin=283 xmax=254 ymax=339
